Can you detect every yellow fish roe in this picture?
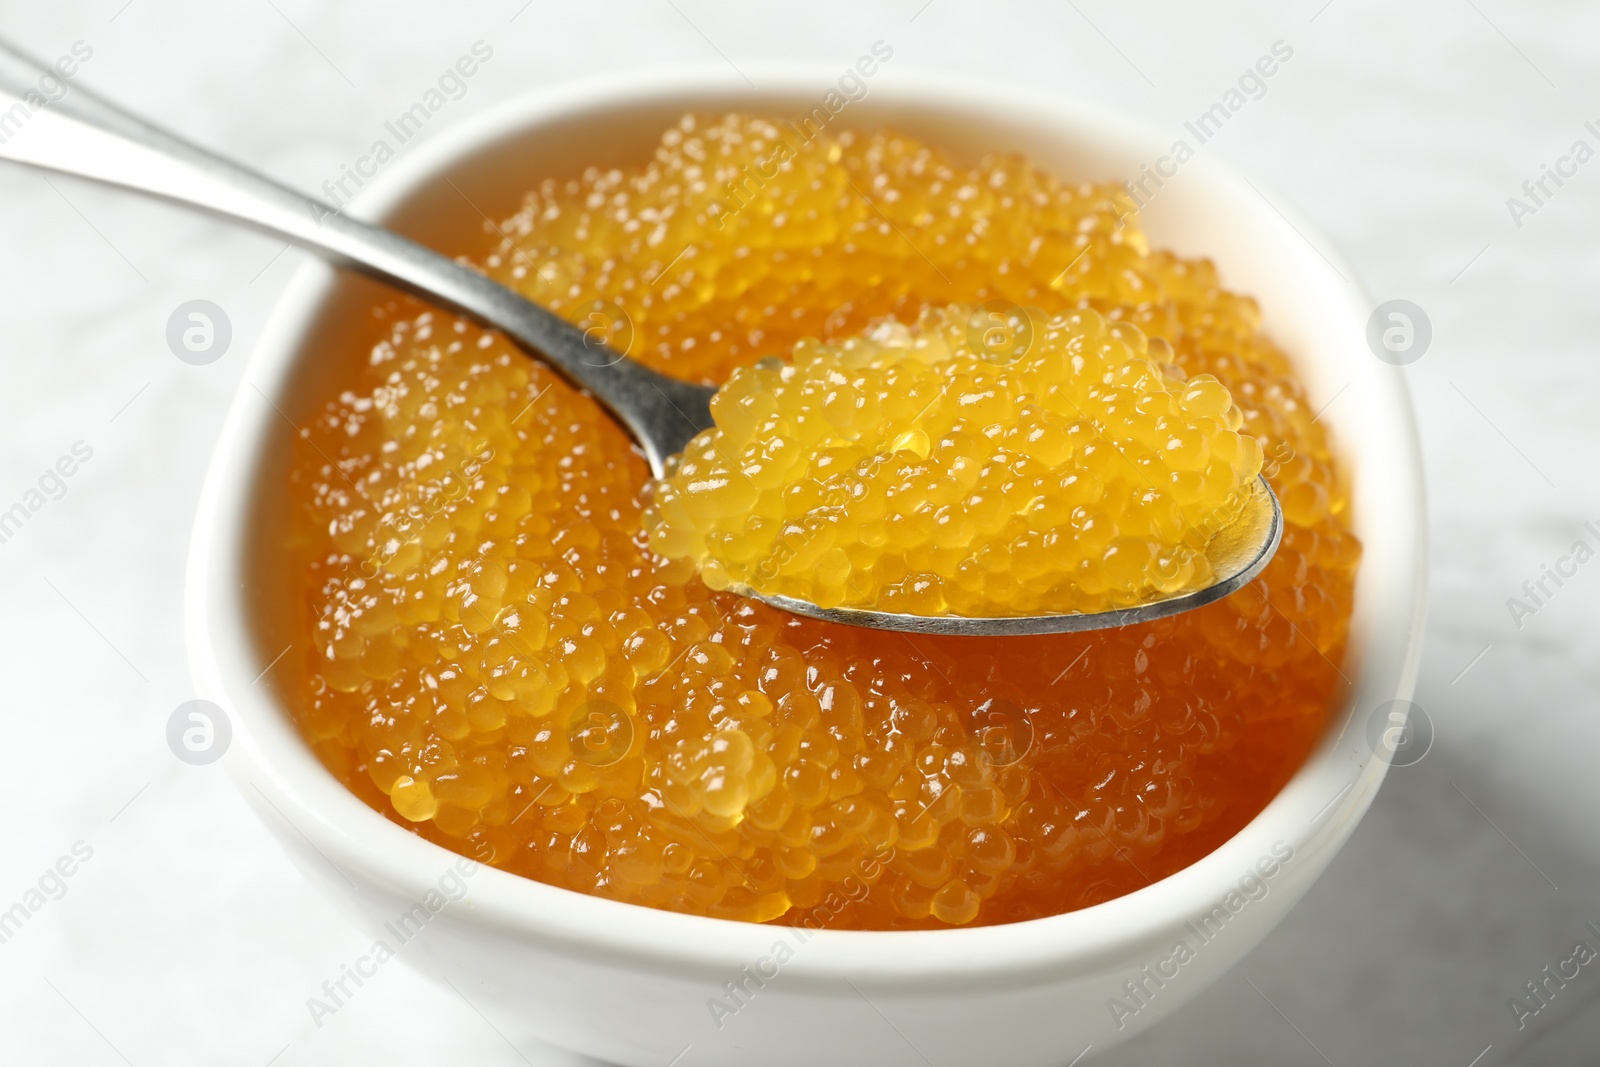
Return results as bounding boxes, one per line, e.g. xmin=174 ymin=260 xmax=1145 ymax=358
xmin=643 ymin=305 xmax=1265 ymax=617
xmin=286 ymin=114 xmax=1359 ymax=930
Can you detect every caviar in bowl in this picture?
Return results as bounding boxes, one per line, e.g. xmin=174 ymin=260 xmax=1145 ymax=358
xmin=187 ymin=68 xmax=1424 ymax=1066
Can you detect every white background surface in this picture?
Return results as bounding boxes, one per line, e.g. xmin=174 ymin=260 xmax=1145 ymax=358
xmin=0 ymin=2 xmax=1595 ymax=1064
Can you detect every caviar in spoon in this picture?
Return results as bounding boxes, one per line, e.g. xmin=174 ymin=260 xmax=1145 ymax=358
xmin=644 ymin=304 xmax=1280 ymax=632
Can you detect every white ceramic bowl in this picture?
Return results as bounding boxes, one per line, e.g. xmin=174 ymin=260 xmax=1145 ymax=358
xmin=186 ymin=66 xmax=1426 ymax=1066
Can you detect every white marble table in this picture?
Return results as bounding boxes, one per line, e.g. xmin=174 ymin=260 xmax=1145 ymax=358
xmin=1 ymin=1 xmax=1595 ymax=1063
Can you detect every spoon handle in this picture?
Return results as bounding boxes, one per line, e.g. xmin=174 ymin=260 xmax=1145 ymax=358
xmin=0 ymin=37 xmax=711 ymax=474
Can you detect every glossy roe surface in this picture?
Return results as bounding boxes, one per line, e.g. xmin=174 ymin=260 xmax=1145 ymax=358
xmin=643 ymin=304 xmax=1265 ymax=617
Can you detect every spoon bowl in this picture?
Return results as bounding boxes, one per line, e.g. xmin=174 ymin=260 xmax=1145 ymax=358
xmin=751 ymin=474 xmax=1283 ymax=635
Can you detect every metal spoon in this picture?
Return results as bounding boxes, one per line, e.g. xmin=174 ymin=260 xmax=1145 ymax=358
xmin=0 ymin=39 xmax=1281 ymax=637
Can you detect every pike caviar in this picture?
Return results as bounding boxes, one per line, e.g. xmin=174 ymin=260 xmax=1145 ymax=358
xmin=642 ymin=307 xmax=1264 ymax=616
xmin=286 ymin=114 xmax=1359 ymax=929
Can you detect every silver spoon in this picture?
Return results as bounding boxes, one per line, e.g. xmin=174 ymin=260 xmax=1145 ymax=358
xmin=0 ymin=39 xmax=1281 ymax=637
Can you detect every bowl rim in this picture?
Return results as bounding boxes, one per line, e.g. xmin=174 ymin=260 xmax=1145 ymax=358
xmin=185 ymin=62 xmax=1427 ymax=988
